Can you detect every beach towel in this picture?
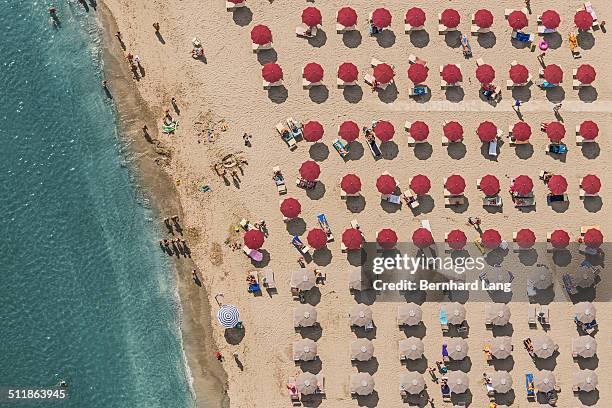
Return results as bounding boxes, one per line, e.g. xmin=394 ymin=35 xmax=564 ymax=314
xmin=439 ymin=309 xmax=448 ymax=325
xmin=162 ymin=120 xmax=178 ymax=134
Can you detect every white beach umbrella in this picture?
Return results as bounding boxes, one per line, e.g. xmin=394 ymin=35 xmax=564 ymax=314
xmin=399 ymin=372 xmax=426 ymax=395
xmin=399 ymin=337 xmax=425 ymax=360
xmin=291 ymin=269 xmax=316 ymax=291
xmin=528 ymin=265 xmax=553 ymax=290
xmin=350 ymin=338 xmax=374 ymax=361
xmin=293 ymin=304 xmax=317 ymax=327
xmin=350 ymin=373 xmax=375 ymax=395
xmin=296 ymin=372 xmax=319 ymax=395
xmin=489 ymin=337 xmax=512 ymax=359
xmin=349 ymin=304 xmax=373 ymax=327
xmin=446 ymin=338 xmax=469 ymax=360
xmin=572 ymin=336 xmax=597 ymax=358
xmin=485 ymin=303 xmax=511 ymax=326
xmin=483 ymin=265 xmax=513 ymax=284
xmin=571 ymin=264 xmax=597 ymax=288
xmin=349 ymin=267 xmax=366 ymax=291
xmin=293 ymin=339 xmax=317 ymax=361
xmin=490 ymin=371 xmax=513 ymax=394
xmin=216 ymin=304 xmax=240 ymax=328
xmin=575 ymin=302 xmax=597 ymax=324
xmin=445 ymin=302 xmax=467 ymax=325
xmin=533 ymin=335 xmax=557 ymax=359
xmin=397 ymin=303 xmax=423 ymax=326
xmin=573 ymin=370 xmax=598 ymax=392
xmin=535 ymin=370 xmax=556 ymax=393
xmin=447 ymin=371 xmax=469 ymax=394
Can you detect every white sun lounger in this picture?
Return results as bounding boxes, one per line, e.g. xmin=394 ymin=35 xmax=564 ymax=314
xmin=296 ymin=25 xmax=317 ymax=38
xmin=226 ymin=1 xmax=245 ymax=11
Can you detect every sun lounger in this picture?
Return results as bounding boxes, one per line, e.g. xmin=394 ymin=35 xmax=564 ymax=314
xmin=409 ymin=86 xmax=428 ymax=97
xmin=296 ymin=25 xmax=317 ymax=38
xmin=439 ymin=309 xmax=449 ymax=332
xmin=332 ymin=138 xmax=349 ymax=158
xmin=482 ymin=195 xmax=502 ymax=207
xmin=514 ymin=195 xmax=535 ymax=207
xmin=286 ymin=117 xmax=303 ymax=139
xmin=527 ymin=280 xmax=537 ymax=297
xmin=240 ymin=218 xmax=255 ymax=231
xmin=243 ymin=246 xmax=263 ymax=262
xmin=488 ymin=139 xmax=498 ymax=157
xmin=512 ymin=30 xmax=534 ymax=43
xmin=528 ymin=304 xmax=538 ymax=327
xmin=538 ymin=25 xmax=557 ymax=35
xmin=337 ymin=78 xmax=357 ymax=88
xmin=382 ymin=194 xmax=401 ymax=204
xmin=585 ymin=2 xmax=599 ymax=28
xmin=336 ymin=23 xmax=356 ymax=33
xmin=402 ymin=192 xmax=419 ymax=210
xmin=562 ymin=274 xmax=578 ymax=295
xmin=405 ymin=23 xmax=425 ymax=33
xmin=408 ymin=54 xmax=427 ymax=66
xmin=263 ymin=268 xmax=276 ymax=290
xmin=315 ymin=374 xmax=325 ymax=394
xmin=539 ymin=305 xmax=550 ymax=326
xmin=296 ymin=178 xmax=316 ymax=190
xmin=292 ymin=235 xmax=311 ymax=255
xmin=445 ymin=196 xmax=465 ymax=206
xmin=287 ymin=377 xmax=300 ymax=404
xmin=252 ymin=42 xmax=272 ymax=53
xmin=272 ymin=166 xmax=287 ymax=195
xmin=547 ymin=193 xmax=568 ymax=204
xmin=317 ymin=213 xmax=334 ymax=242
xmin=276 ymin=123 xmax=297 ymax=150
xmin=367 ymin=137 xmax=382 ymax=158
xmin=246 ymin=271 xmax=261 ymax=293
xmin=546 ymin=143 xmax=568 ymax=155
xmin=526 ymin=373 xmax=536 ymax=400
xmin=226 ymin=0 xmax=245 ymax=10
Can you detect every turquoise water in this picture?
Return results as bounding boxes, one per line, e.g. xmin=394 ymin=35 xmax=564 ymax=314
xmin=1 ymin=2 xmax=194 ymax=407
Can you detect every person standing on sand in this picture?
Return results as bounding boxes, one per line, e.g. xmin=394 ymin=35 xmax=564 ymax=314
xmin=153 ymin=22 xmax=160 ymax=32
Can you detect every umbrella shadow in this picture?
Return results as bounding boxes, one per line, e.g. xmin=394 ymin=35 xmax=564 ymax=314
xmin=495 ymin=389 xmax=516 ymax=406
xmin=512 ymin=86 xmax=532 ymax=102
xmin=577 ymin=31 xmax=595 ymax=49
xmin=447 ymin=197 xmax=469 ymax=213
xmin=376 ymin=30 xmax=395 ymax=48
xmin=510 ymin=38 xmax=529 ymax=49
xmin=380 ymin=141 xmax=399 ymax=160
xmin=533 ymin=351 xmax=559 ymax=370
xmin=354 ymin=391 xmax=379 ymax=407
xmin=476 ymin=32 xmax=496 ymax=48
xmin=552 ymin=249 xmax=572 ymax=266
xmin=343 ymin=85 xmax=363 ymax=103
xmin=445 ymin=87 xmax=465 ymax=102
xmin=346 ymin=196 xmax=366 ymax=213
xmin=306 ymin=181 xmax=326 ymax=200
xmin=301 ymin=394 xmax=324 ymax=407
xmin=577 ymin=390 xmax=600 ymax=406
xmin=581 ymin=142 xmax=600 ymax=159
xmin=447 ymin=143 xmax=467 ymax=160
xmin=403 ymin=289 xmax=427 ymax=305
xmin=448 ymin=356 xmax=472 ymax=373
xmin=412 ymin=195 xmax=434 ymax=214
xmin=308 ymin=29 xmax=327 ymax=48
xmin=402 ymin=357 xmax=428 ymax=373
xmin=309 ymin=86 xmax=329 ymax=104
xmin=444 ymin=31 xmax=462 ymax=48
xmin=354 ymin=357 xmax=379 ymax=374
xmin=543 ymin=32 xmax=562 ymax=49
xmin=549 ymin=200 xmax=569 ymax=213
xmin=256 ymin=48 xmax=277 ymax=65
xmin=251 ymin=249 xmax=271 ymax=267
xmin=545 ymin=87 xmax=565 ymax=102
xmin=353 ymin=325 xmax=377 ymax=340
xmin=401 ymin=323 xmax=427 ymax=339
xmin=347 ymin=249 xmax=367 ymax=266
xmin=298 ymin=358 xmax=322 ymax=374
xmin=413 ymin=143 xmax=433 ymax=160
xmin=298 ymin=325 xmax=323 ymax=341
xmin=268 ymin=86 xmax=288 ymax=103
xmin=354 ymin=289 xmax=377 ymax=306
xmin=232 ymin=7 xmax=253 ymax=26
xmin=309 ymin=142 xmax=329 ymax=161
xmin=304 ymin=287 xmax=321 ymax=306
xmin=517 ymin=249 xmax=539 ymax=266
xmin=377 ymin=83 xmax=399 ymax=103
xmin=348 ymin=141 xmax=365 ymax=160
xmin=224 ymin=326 xmax=246 ymax=345
xmin=577 ymin=355 xmax=599 ymax=370
xmin=342 ymin=31 xmax=362 ymax=48
xmin=451 ymin=390 xmax=472 ymax=407
xmin=583 ymin=197 xmax=603 ymax=213
xmin=579 ymin=86 xmax=598 ymax=103
xmin=530 ymin=286 xmax=556 ymax=305
xmin=489 ymin=355 xmax=515 ymax=371
xmin=312 ymin=248 xmax=332 ymax=266
xmin=491 ymin=323 xmax=514 ymax=337
xmin=381 ymin=199 xmax=401 ymax=214
xmin=286 ymin=218 xmax=307 ymax=236
xmin=410 ymin=30 xmax=430 ymax=48
xmin=515 ymin=144 xmax=534 ymax=160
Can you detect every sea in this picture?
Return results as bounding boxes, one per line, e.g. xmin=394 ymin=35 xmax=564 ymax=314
xmin=1 ymin=1 xmax=195 ymax=407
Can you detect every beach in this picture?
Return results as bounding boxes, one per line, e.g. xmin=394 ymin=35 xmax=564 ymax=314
xmin=99 ymin=0 xmax=610 ymax=407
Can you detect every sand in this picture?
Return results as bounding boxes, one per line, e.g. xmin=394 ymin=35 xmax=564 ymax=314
xmin=99 ymin=0 xmax=610 ymax=406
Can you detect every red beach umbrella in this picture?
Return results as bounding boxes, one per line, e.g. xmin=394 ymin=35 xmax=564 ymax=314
xmin=509 ymin=64 xmax=529 ymax=84
xmin=376 ymin=174 xmax=397 ymax=194
xmin=441 ymin=8 xmax=460 ymax=28
xmin=338 ymin=62 xmax=359 ymax=83
xmin=512 ymin=122 xmax=532 ymax=141
xmin=543 ymin=64 xmax=563 ymax=84
xmin=337 ymin=6 xmax=358 ymax=27
xmin=445 ymin=175 xmax=466 ymax=195
xmin=581 ymin=174 xmax=601 ymax=194
xmin=341 ymin=174 xmax=362 ymax=194
xmin=262 ymin=63 xmax=283 ymax=82
xmin=405 ymin=7 xmax=426 ymax=27
xmin=574 ymin=10 xmax=593 ymax=30
xmin=307 ymin=228 xmax=328 ymax=249
xmin=412 ymin=228 xmax=434 ymax=248
xmin=251 ymin=25 xmax=272 ymax=45
xmin=443 ymin=121 xmax=464 ymax=142
xmin=512 ymin=175 xmax=533 ymax=196
xmin=474 ymin=9 xmax=494 ymax=28
xmin=407 ymin=63 xmax=429 ymax=84
xmin=579 ymin=120 xmax=599 ymax=140
xmin=302 ymin=6 xmax=322 ymax=27
xmin=546 ymin=121 xmax=565 ymax=143
xmin=548 ymin=175 xmax=568 ymax=195
xmin=477 ymin=121 xmax=498 ymax=142
xmin=374 ymin=120 xmax=395 ymax=141
xmin=481 ymin=229 xmax=502 ymax=249
xmin=441 ymin=64 xmax=462 ymax=84
xmin=280 ymin=197 xmax=301 ymax=218
xmin=409 ymin=121 xmax=429 ymax=142
xmin=576 ymin=64 xmax=596 ymax=84
xmin=584 ymin=228 xmax=603 ymax=248
xmin=550 ymin=229 xmax=570 ymax=249
xmin=447 ymin=229 xmax=467 ymax=250
xmin=339 ymin=120 xmax=360 ymax=142
xmin=508 ymin=10 xmax=528 ymax=30
xmin=244 ymin=229 xmax=264 ymax=249
xmin=372 ymin=8 xmax=392 ymax=28
xmin=480 ymin=175 xmax=501 ymax=196
xmin=516 ymin=228 xmax=536 ymax=248
xmin=303 ymin=121 xmax=324 ymax=142
xmin=476 ymin=64 xmax=495 ymax=84
xmin=373 ymin=63 xmax=395 ymax=84
xmin=541 ymin=10 xmax=561 ymax=29
xmin=299 ymin=160 xmax=320 ymax=181
xmin=342 ymin=228 xmax=363 ymax=250
xmin=410 ymin=174 xmax=431 ymax=195
xmin=377 ymin=228 xmax=398 ymax=249
xmin=303 ymin=63 xmax=324 ymax=83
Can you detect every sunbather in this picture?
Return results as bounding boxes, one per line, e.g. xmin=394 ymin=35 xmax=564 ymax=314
xmin=436 ymin=360 xmax=448 ymax=374
xmin=440 ymin=379 xmax=450 ymax=395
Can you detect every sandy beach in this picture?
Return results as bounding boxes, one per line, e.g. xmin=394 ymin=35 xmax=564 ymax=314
xmin=99 ymin=0 xmax=610 ymax=406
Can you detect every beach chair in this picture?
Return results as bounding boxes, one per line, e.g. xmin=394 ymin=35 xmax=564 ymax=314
xmin=286 ymin=118 xmax=303 ymax=139
xmin=408 ymin=54 xmax=427 ymax=66
xmin=526 ymin=280 xmax=537 ymax=297
xmin=366 ymin=137 xmax=382 ymax=158
xmin=226 ymin=0 xmax=245 ymax=10
xmin=539 ymin=305 xmax=550 ymax=327
xmin=562 ymin=274 xmax=578 ymax=295
xmin=409 ymin=86 xmax=428 ymax=97
xmin=240 ymin=218 xmax=255 ymax=231
xmin=585 ymin=2 xmax=599 ymax=29
xmin=332 ymin=138 xmax=349 ymax=158
xmin=336 ymin=23 xmax=356 ymax=33
xmin=547 ymin=193 xmax=568 ymax=205
xmin=243 ymin=246 xmax=263 ymax=262
xmin=252 ymin=42 xmax=272 ymax=53
xmin=315 ymin=374 xmax=325 ymax=394
xmin=296 ymin=178 xmax=316 ymax=190
xmin=441 ymin=344 xmax=450 ymax=362
xmin=420 ymin=219 xmax=431 ymax=232
xmin=441 ymin=384 xmax=451 ymax=402
xmin=512 ymin=30 xmax=534 ymax=43
xmin=402 ymin=192 xmax=419 ymax=210
xmin=528 ymin=304 xmax=538 ymax=327
xmin=439 ymin=309 xmax=449 ymax=333
xmin=292 ymin=236 xmax=311 ymax=255
xmin=276 ymin=123 xmax=297 ymax=150
xmin=287 ymin=377 xmax=300 ymax=405
xmin=272 ymin=166 xmax=287 ymax=195
xmin=317 ymin=214 xmax=334 ymax=242
xmin=263 ymin=268 xmax=276 ymax=290
xmin=445 ymin=196 xmax=465 ymax=207
xmin=247 ymin=270 xmax=261 ymax=293
xmin=526 ymin=373 xmax=536 ymax=400
xmin=482 ymin=195 xmax=503 ymax=207
xmin=405 ymin=23 xmax=425 ymax=33
xmin=488 ymin=139 xmax=498 ymax=157
xmin=296 ymin=25 xmax=317 ymax=38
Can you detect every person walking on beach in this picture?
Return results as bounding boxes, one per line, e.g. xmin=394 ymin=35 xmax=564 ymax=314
xmin=153 ymin=22 xmax=160 ymax=32
xmin=553 ymin=103 xmax=562 ymax=118
xmin=537 ymin=52 xmax=546 ymax=68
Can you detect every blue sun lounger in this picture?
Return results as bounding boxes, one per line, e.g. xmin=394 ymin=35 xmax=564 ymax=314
xmin=526 ymin=373 xmax=536 ymax=400
xmin=439 ymin=309 xmax=449 ymax=332
xmin=317 ymin=214 xmax=334 ymax=242
xmin=332 ymin=138 xmax=349 ymax=158
xmin=292 ymin=235 xmax=310 ymax=255
xmin=562 ymin=274 xmax=578 ymax=295
xmin=512 ymin=30 xmax=533 ymax=43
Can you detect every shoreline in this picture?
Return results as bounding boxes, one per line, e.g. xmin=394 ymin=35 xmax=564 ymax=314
xmin=97 ymin=3 xmax=229 ymax=407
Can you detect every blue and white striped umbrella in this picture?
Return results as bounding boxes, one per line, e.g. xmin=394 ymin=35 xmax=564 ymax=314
xmin=217 ymin=304 xmax=240 ymax=328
